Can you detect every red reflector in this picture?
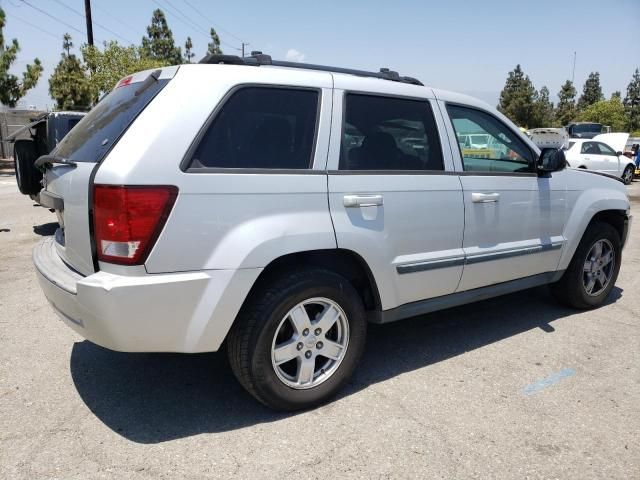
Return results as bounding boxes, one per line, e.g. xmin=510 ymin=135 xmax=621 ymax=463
xmin=93 ymin=185 xmax=178 ymax=265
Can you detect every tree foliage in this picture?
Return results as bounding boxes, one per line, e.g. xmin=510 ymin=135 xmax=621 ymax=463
xmin=578 ymin=97 xmax=627 ymax=132
xmin=184 ymin=36 xmax=195 ymax=63
xmin=577 ymin=72 xmax=603 ymax=110
xmin=497 ymin=65 xmax=537 ymax=128
xmin=0 ymin=8 xmax=43 ymax=107
xmin=48 ymin=34 xmax=92 ymax=110
xmin=207 ymin=27 xmax=223 ymax=55
xmin=82 ymin=42 xmax=165 ymax=98
xmin=555 ymin=80 xmax=578 ymax=126
xmin=623 ymin=68 xmax=640 ymax=132
xmin=531 ymin=86 xmax=554 ymax=127
xmin=141 ymin=9 xmax=182 ymax=65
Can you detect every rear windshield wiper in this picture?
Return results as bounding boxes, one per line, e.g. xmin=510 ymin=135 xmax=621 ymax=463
xmin=35 ymin=155 xmax=77 ymax=169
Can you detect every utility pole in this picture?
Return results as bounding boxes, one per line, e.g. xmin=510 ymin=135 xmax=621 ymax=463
xmin=84 ymin=0 xmax=94 ymax=46
xmin=241 ymin=42 xmax=249 ymax=57
xmin=571 ymin=51 xmax=576 ymax=84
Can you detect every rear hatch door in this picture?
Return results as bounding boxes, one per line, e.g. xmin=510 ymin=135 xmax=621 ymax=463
xmin=40 ymin=67 xmax=177 ymax=275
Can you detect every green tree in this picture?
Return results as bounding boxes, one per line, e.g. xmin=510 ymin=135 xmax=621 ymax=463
xmin=184 ymin=36 xmax=195 ymax=63
xmin=141 ymin=9 xmax=182 ymax=65
xmin=207 ymin=27 xmax=223 ymax=55
xmin=531 ymin=86 xmax=554 ymax=127
xmin=48 ymin=34 xmax=92 ymax=110
xmin=82 ymin=41 xmax=165 ymax=98
xmin=555 ymin=80 xmax=577 ymax=126
xmin=0 ymin=8 xmax=43 ymax=107
xmin=578 ymin=97 xmax=627 ymax=132
xmin=623 ymin=68 xmax=640 ymax=132
xmin=577 ymin=72 xmax=603 ymax=110
xmin=497 ymin=64 xmax=537 ymax=127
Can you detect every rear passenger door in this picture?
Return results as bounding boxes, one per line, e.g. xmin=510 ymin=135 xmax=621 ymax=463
xmin=442 ymin=104 xmax=566 ymax=291
xmin=327 ymin=81 xmax=465 ymax=311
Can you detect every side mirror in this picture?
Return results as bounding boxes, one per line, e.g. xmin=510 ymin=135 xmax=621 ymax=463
xmin=538 ymin=148 xmax=567 ymax=173
xmin=616 ymin=151 xmax=623 ymax=156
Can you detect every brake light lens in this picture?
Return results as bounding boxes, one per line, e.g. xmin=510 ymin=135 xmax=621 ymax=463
xmin=93 ymin=185 xmax=178 ymax=265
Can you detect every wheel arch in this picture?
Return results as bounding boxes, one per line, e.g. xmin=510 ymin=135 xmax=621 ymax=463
xmin=241 ymin=248 xmax=382 ymax=314
xmin=559 ymin=193 xmax=630 ymax=271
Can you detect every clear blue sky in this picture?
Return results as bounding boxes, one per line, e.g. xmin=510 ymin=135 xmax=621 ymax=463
xmin=2 ymin=0 xmax=639 ymax=110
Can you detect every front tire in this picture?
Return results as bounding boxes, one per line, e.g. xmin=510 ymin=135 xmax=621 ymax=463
xmin=551 ymin=221 xmax=621 ymax=309
xmin=622 ymin=165 xmax=634 ymax=185
xmin=227 ymin=268 xmax=367 ymax=411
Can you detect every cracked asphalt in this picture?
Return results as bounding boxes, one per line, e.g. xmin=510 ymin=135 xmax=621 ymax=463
xmin=1 ymin=161 xmax=639 ymax=479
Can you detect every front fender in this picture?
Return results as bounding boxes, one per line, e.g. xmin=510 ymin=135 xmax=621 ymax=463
xmin=558 ymin=186 xmax=629 ymax=270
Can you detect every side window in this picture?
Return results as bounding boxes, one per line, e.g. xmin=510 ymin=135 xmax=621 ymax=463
xmin=581 ymin=142 xmax=598 ymax=154
xmin=190 ymin=87 xmax=319 ymax=169
xmin=446 ymin=105 xmax=533 ymax=173
xmin=339 ymin=94 xmax=443 ymax=171
xmin=596 ymin=142 xmax=615 ymax=155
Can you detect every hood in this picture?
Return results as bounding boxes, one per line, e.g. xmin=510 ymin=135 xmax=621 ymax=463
xmin=573 ymin=167 xmax=624 ymax=184
xmin=593 ymin=133 xmax=630 ymax=153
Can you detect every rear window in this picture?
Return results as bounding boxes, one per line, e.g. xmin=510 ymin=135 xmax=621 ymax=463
xmin=188 ymin=87 xmax=319 ymax=170
xmin=53 ymin=77 xmax=169 ymax=162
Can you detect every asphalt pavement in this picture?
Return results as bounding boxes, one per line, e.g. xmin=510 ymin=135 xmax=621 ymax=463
xmin=1 ymin=161 xmax=638 ymax=479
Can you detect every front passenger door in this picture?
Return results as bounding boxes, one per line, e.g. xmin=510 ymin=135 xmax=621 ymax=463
xmin=594 ymin=141 xmax=620 ymax=175
xmin=444 ymin=105 xmax=566 ymax=291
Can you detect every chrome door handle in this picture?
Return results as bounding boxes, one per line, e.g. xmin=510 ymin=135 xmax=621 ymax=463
xmin=471 ymin=192 xmax=500 ymax=203
xmin=343 ymin=194 xmax=384 ymax=208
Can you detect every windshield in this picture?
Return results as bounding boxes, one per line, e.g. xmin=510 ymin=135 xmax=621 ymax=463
xmin=53 ymin=77 xmax=169 ymax=162
xmin=573 ymin=123 xmax=602 ymax=134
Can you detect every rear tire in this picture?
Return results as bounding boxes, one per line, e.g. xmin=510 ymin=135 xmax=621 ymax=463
xmin=227 ymin=268 xmax=367 ymax=411
xmin=622 ymin=165 xmax=634 ymax=185
xmin=13 ymin=139 xmax=42 ymax=195
xmin=550 ymin=221 xmax=621 ymax=309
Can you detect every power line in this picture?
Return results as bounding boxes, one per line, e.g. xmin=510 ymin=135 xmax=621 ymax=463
xmin=8 ymin=12 xmax=62 ymax=41
xmin=20 ymin=0 xmax=88 ymax=38
xmin=151 ymin=0 xmax=240 ymax=51
xmin=51 ymin=0 xmax=135 ymax=45
xmin=91 ymin=2 xmax=139 ymax=36
xmin=181 ymin=0 xmax=245 ymax=43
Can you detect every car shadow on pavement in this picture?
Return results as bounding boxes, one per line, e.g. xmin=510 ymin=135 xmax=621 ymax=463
xmin=70 ymin=285 xmax=622 ymax=444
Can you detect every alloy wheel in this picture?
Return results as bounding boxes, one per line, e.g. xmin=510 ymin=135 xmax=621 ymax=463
xmin=582 ymin=239 xmax=615 ymax=296
xmin=271 ymin=297 xmax=349 ymax=389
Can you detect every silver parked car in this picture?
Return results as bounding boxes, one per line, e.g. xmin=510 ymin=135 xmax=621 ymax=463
xmin=32 ymin=54 xmax=631 ymax=410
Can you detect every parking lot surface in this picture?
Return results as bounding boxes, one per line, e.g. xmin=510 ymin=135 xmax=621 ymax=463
xmin=1 ymin=162 xmax=639 ymax=479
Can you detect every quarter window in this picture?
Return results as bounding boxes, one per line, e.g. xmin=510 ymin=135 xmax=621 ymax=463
xmin=190 ymin=87 xmax=319 ymax=169
xmin=339 ymin=94 xmax=444 ymax=171
xmin=446 ymin=105 xmax=533 ymax=173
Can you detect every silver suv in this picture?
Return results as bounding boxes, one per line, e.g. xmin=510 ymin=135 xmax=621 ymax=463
xmin=33 ymin=54 xmax=631 ymax=410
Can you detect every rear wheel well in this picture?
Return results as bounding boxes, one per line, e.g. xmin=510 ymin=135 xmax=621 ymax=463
xmin=247 ymin=250 xmax=381 ymax=312
xmin=589 ymin=210 xmax=626 ymax=244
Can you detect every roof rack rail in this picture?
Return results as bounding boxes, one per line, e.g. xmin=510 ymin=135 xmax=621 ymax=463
xmin=198 ymin=52 xmax=423 ymax=86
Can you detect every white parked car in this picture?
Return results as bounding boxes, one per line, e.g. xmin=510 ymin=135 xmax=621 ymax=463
xmin=32 ymin=54 xmax=631 ymax=410
xmin=565 ymin=133 xmax=635 ymax=184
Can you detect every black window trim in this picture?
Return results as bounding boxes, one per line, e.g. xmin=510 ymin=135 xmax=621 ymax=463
xmin=335 ymin=90 xmax=447 ymax=174
xmin=444 ymin=101 xmax=538 ymax=177
xmin=181 ymin=83 xmax=323 ymax=174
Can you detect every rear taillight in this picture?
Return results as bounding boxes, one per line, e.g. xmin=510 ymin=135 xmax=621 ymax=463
xmin=93 ymin=185 xmax=178 ymax=265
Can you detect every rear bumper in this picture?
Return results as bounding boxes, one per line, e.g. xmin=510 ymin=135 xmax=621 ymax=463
xmin=33 ymin=237 xmax=261 ymax=353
